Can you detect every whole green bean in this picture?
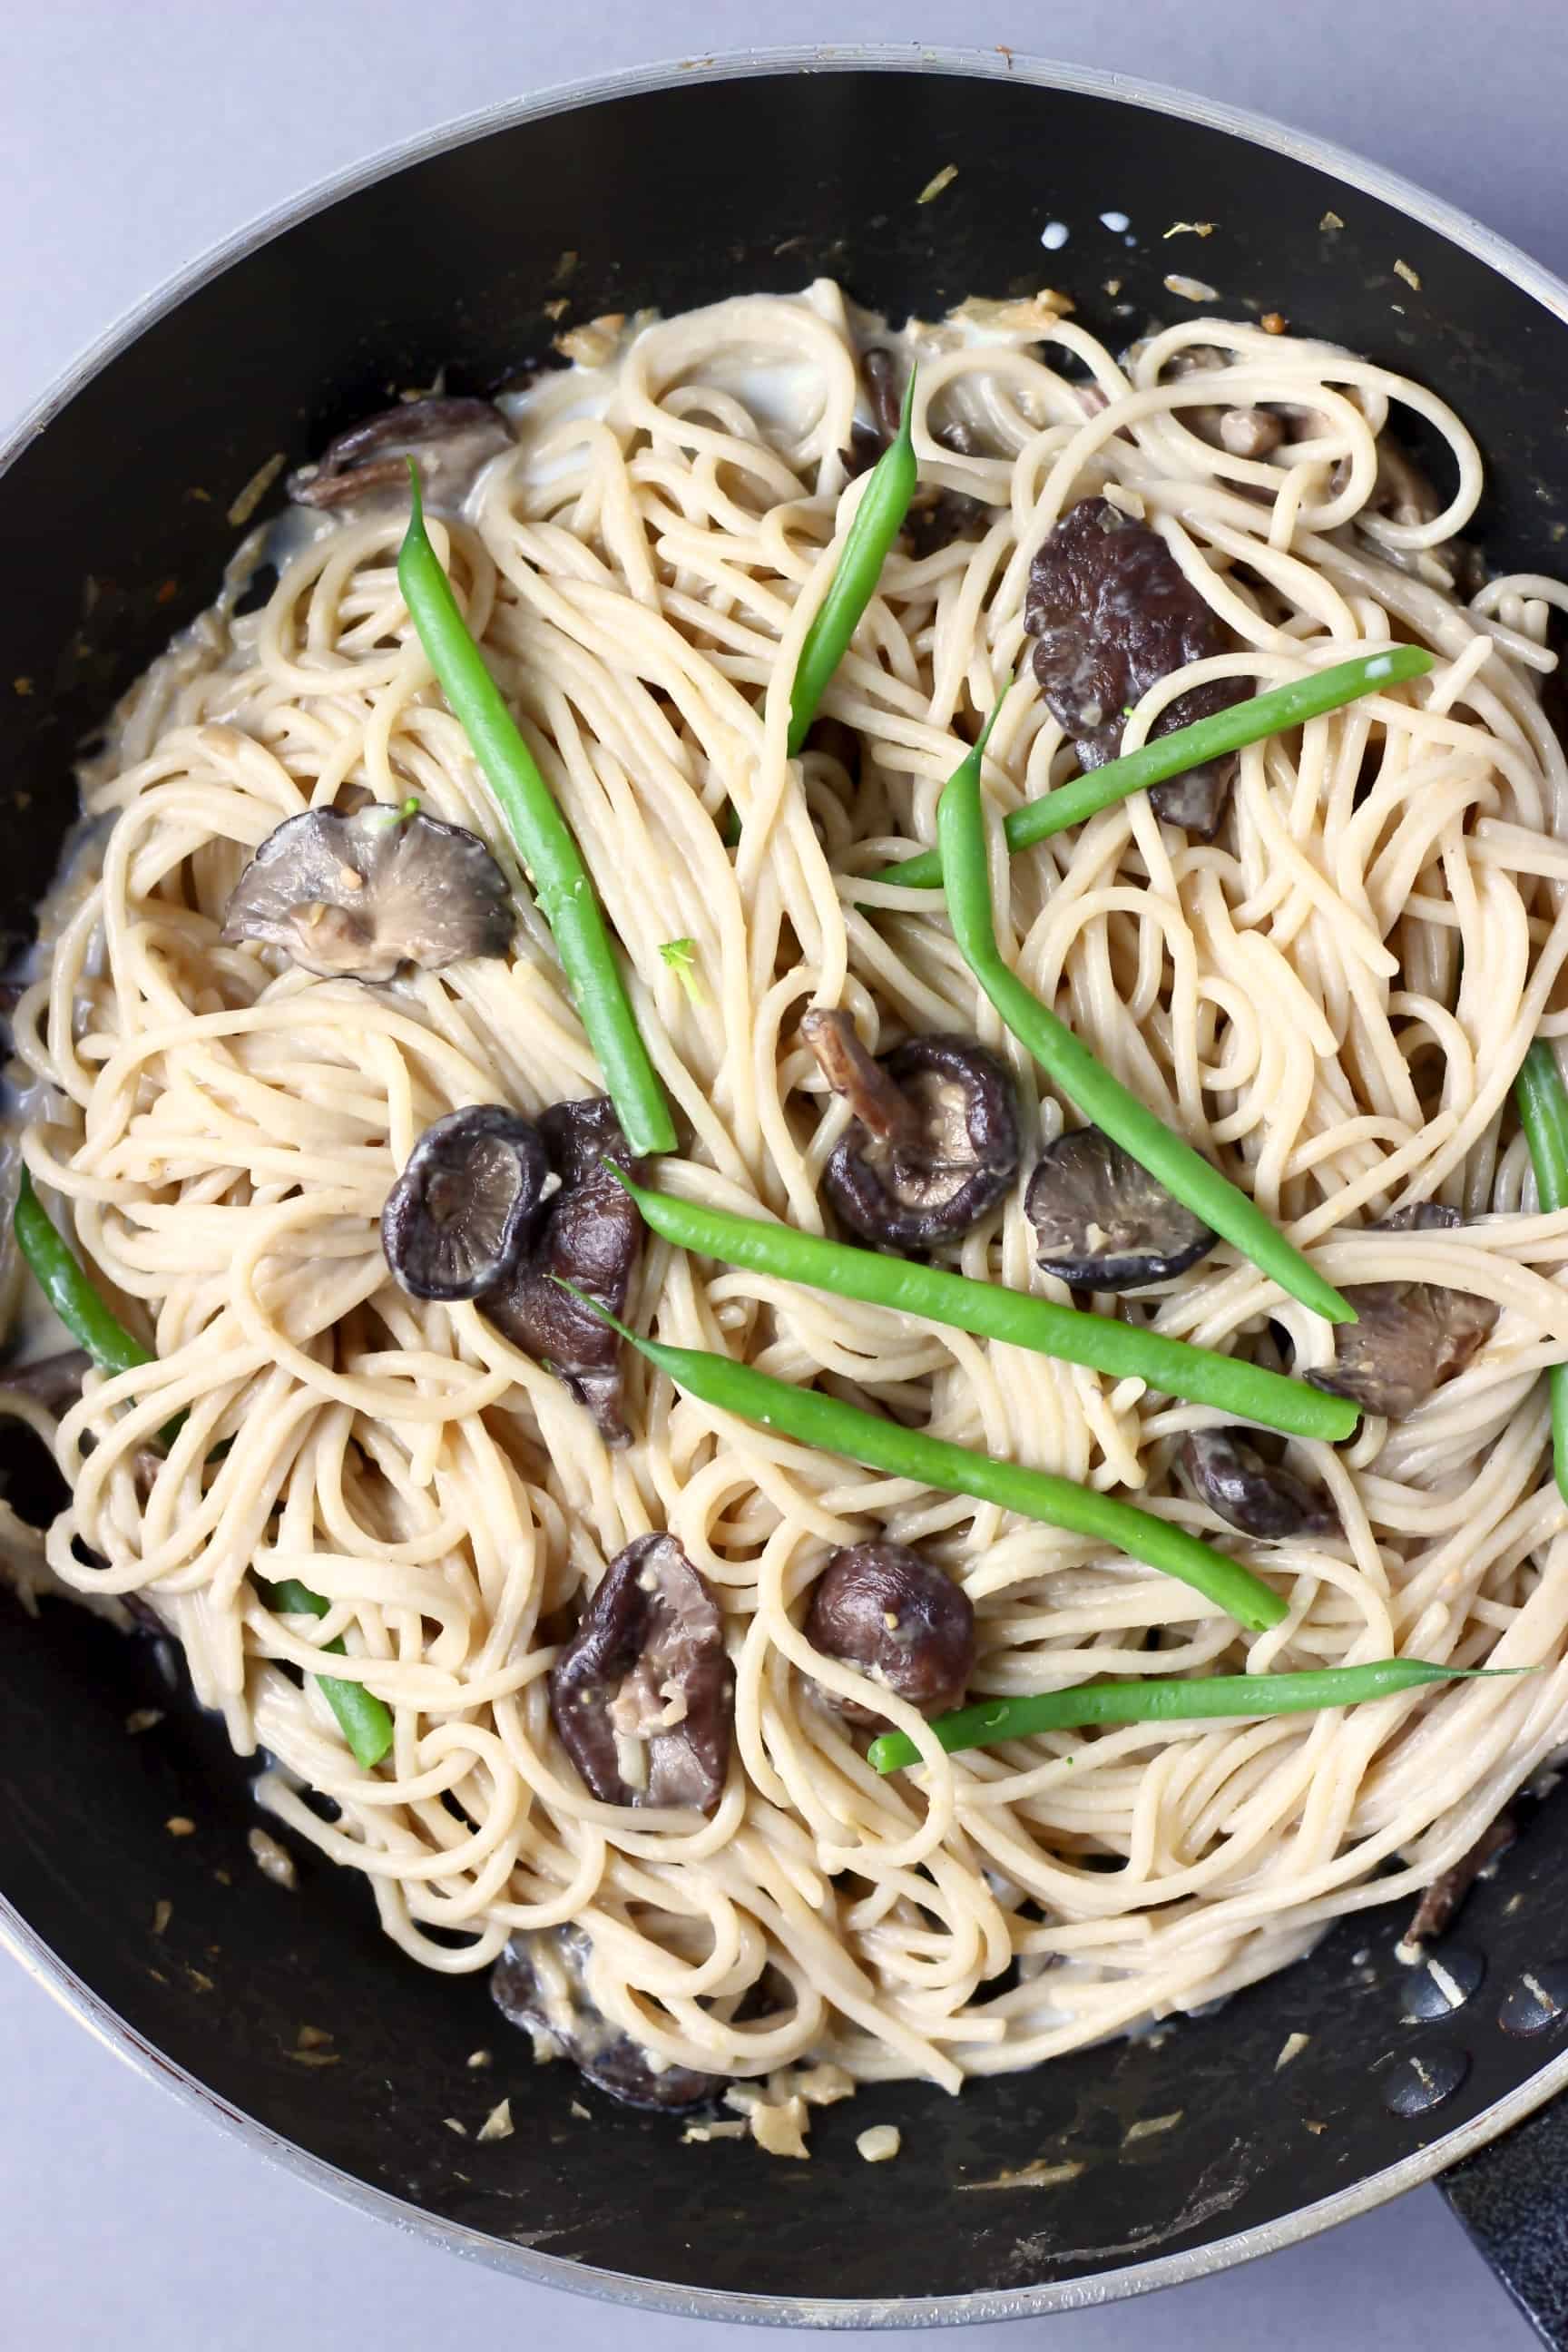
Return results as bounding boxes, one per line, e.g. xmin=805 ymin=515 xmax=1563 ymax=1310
xmin=877 ymin=645 xmax=1436 ymax=888
xmin=787 ymin=368 xmax=919 ymax=754
xmin=261 ymin=1578 xmax=395 ymax=1770
xmin=397 ymin=467 xmax=676 ymax=1157
xmin=1515 ymin=1038 xmax=1568 ymax=1504
xmin=612 ymin=1169 xmax=1355 ymax=1443
xmin=867 ymin=1658 xmax=1528 ymax=1772
xmin=936 ymin=762 xmax=1354 ymax=1327
xmin=15 ymin=1171 xmax=153 ymax=1375
xmin=566 ymin=1289 xmax=1286 ymax=1632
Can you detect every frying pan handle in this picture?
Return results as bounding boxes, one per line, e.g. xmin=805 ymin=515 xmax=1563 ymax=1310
xmin=1444 ymin=2095 xmax=1568 ymax=2348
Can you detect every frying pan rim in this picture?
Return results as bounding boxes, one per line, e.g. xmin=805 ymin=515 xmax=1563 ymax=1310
xmin=4 ymin=38 xmax=1567 ymax=2331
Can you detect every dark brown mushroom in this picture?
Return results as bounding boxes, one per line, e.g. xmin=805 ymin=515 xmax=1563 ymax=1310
xmin=841 ymin=350 xmax=994 ymax=551
xmin=804 ymin=1011 xmax=1019 ymax=1253
xmin=1307 ymin=1202 xmax=1497 ymax=1420
xmin=1403 ymin=1813 xmax=1516 ymax=1951
xmin=863 ymin=347 xmax=904 ymax=443
xmin=1177 ymin=1429 xmax=1338 ymax=1541
xmin=492 ymin=1924 xmax=724 ymax=2111
xmin=221 ymin=804 xmax=514 ymax=985
xmin=549 ymin=1533 xmax=734 ymax=1813
xmin=1162 ymin=346 xmax=1285 ymax=463
xmin=905 ymin=480 xmax=995 ymax=560
xmin=806 ymin=1541 xmax=975 ymax=1725
xmin=1218 ymin=407 xmax=1285 ymax=459
xmin=480 ymin=1096 xmax=643 ymax=1442
xmin=380 ymin=1105 xmax=547 ymax=1302
xmin=1025 ymin=1127 xmax=1215 ymax=1291
xmin=1024 ymin=495 xmax=1249 ymax=837
xmin=0 ymin=1349 xmax=92 ymax=1416
xmin=287 ymin=397 xmax=514 ymax=511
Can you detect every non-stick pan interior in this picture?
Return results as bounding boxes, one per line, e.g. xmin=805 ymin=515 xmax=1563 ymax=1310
xmin=4 ymin=57 xmax=1568 ymax=2318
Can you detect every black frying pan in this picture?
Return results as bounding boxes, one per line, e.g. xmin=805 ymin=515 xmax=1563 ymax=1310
xmin=4 ymin=46 xmax=1568 ymax=2339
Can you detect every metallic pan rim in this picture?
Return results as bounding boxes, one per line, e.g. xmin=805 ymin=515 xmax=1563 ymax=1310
xmin=4 ymin=40 xmax=1568 ymax=2333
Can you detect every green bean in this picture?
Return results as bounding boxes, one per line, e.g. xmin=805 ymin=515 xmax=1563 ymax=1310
xmin=397 ymin=467 xmax=676 ymax=1157
xmin=936 ymin=761 xmax=1354 ymax=1327
xmin=565 ymin=1289 xmax=1286 ymax=1632
xmin=260 ymin=1578 xmax=395 ymax=1770
xmin=877 ymin=646 xmax=1436 ymax=889
xmin=867 ymin=1658 xmax=1529 ymax=1772
xmin=786 ymin=368 xmax=919 ymax=754
xmin=15 ymin=1171 xmax=154 ymax=1376
xmin=1515 ymin=1038 xmax=1568 ymax=1504
xmin=612 ymin=1170 xmax=1355 ymax=1442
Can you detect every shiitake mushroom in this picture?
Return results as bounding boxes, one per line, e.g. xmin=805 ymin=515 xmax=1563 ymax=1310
xmin=1177 ymin=1429 xmax=1338 ymax=1541
xmin=492 ymin=1923 xmax=724 ymax=2112
xmin=480 ymin=1097 xmax=643 ymax=1444
xmin=1307 ymin=1203 xmax=1497 ymax=1419
xmin=1024 ymin=495 xmax=1248 ymax=836
xmin=803 ymin=1010 xmax=1019 ymax=1251
xmin=549 ymin=1533 xmax=734 ymax=1814
xmin=379 ymin=1106 xmax=547 ymax=1301
xmin=379 ymin=1094 xmax=644 ymax=1439
xmin=287 ymin=396 xmax=514 ymax=511
xmin=222 ymin=803 xmax=513 ymax=984
xmin=1025 ymin=1126 xmax=1215 ymax=1290
xmin=806 ymin=1541 xmax=975 ymax=1726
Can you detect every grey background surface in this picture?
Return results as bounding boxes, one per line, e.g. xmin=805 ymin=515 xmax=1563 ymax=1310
xmin=1 ymin=5 xmax=1563 ymax=2347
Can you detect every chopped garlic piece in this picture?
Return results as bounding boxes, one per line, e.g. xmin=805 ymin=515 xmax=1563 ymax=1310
xmin=477 ymin=2098 xmax=514 ymax=2143
xmin=248 ymin=1828 xmax=297 ymax=1890
xmin=794 ymin=2063 xmax=856 ymax=2108
xmin=750 ymin=2094 xmax=810 ymax=2161
xmin=1123 ymin=2110 xmax=1183 ymax=2143
xmin=857 ymin=2125 xmax=902 ymax=2163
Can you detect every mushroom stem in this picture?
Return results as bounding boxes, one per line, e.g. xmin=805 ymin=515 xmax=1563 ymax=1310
xmin=801 ymin=1009 xmax=924 ymax=1150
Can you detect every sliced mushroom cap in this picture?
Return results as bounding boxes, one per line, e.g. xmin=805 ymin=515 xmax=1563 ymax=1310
xmin=1404 ymin=1813 xmax=1516 ymax=1950
xmin=1026 ymin=1127 xmax=1215 ymax=1290
xmin=806 ymin=1541 xmax=975 ymax=1726
xmin=1217 ymin=407 xmax=1285 ymax=459
xmin=841 ymin=352 xmax=993 ymax=549
xmin=549 ymin=1534 xmax=734 ymax=1814
xmin=1375 ymin=1202 xmax=1459 ymax=1234
xmin=380 ymin=1105 xmax=547 ymax=1302
xmin=493 ymin=1924 xmax=723 ymax=2111
xmin=1178 ymin=1429 xmax=1338 ymax=1541
xmin=804 ymin=1012 xmax=1020 ymax=1252
xmin=905 ymin=483 xmax=995 ymax=559
xmin=1024 ymin=496 xmax=1248 ymax=838
xmin=1163 ymin=347 xmax=1285 ymax=463
xmin=287 ymin=397 xmax=514 ymax=510
xmin=221 ymin=805 xmax=514 ymax=985
xmin=480 ymin=1096 xmax=642 ymax=1442
xmin=862 ymin=345 xmax=904 ymax=442
xmin=1307 ymin=1205 xmax=1496 ymax=1419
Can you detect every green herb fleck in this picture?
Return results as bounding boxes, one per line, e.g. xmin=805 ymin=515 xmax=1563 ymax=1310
xmin=658 ymin=936 xmax=706 ymax=1007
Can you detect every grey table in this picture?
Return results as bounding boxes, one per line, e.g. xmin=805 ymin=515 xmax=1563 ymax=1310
xmin=3 ymin=5 xmax=1564 ymax=2346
